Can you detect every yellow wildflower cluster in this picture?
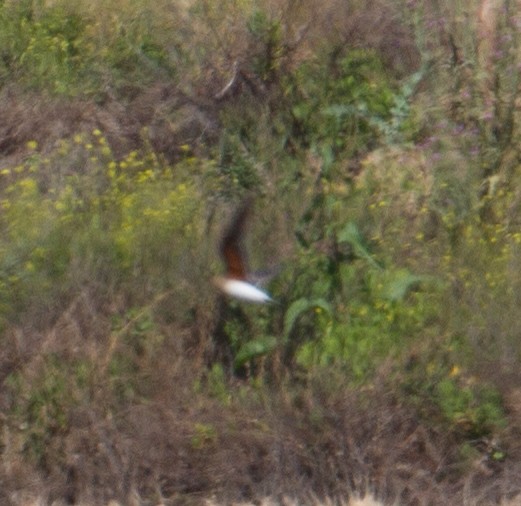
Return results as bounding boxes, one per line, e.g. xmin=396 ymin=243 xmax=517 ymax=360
xmin=0 ymin=128 xmax=203 ymax=317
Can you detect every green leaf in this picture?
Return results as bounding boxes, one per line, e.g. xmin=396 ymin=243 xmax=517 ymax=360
xmin=337 ymin=221 xmax=381 ymax=269
xmin=322 ymin=104 xmax=358 ymax=119
xmin=234 ymin=336 xmax=278 ymax=369
xmin=283 ymin=297 xmax=332 ymax=337
xmin=380 ymin=269 xmax=428 ymax=302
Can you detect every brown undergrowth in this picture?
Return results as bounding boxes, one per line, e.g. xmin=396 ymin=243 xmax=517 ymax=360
xmin=1 ymin=292 xmax=521 ymax=506
xmin=0 ymin=84 xmax=218 ymax=173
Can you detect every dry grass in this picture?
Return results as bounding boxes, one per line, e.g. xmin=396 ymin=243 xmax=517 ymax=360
xmin=204 ymin=495 xmax=389 ymax=506
xmin=2 ymin=314 xmax=520 ymax=505
xmin=0 ymin=84 xmax=217 ymax=172
xmin=10 ymin=492 xmax=521 ymax=505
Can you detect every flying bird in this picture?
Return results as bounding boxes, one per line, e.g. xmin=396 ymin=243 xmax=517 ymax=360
xmin=213 ymin=198 xmax=274 ymax=303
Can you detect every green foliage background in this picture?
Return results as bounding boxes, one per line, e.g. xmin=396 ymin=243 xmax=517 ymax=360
xmin=0 ymin=0 xmax=520 ymax=503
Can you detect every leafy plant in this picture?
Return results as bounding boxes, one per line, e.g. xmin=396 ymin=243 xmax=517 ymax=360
xmin=435 ymin=377 xmax=506 ymax=438
xmin=191 ymin=423 xmax=218 ymax=450
xmin=6 ymin=354 xmax=90 ymax=466
xmin=234 ymin=335 xmax=278 ymax=370
xmin=290 ymin=49 xmax=396 ymax=155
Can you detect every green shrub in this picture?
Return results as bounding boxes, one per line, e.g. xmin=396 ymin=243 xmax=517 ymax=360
xmin=246 ymin=8 xmax=283 ymax=82
xmin=6 ymin=353 xmax=91 ymax=466
xmin=0 ymin=0 xmax=179 ymax=95
xmin=0 ymin=131 xmax=203 ymax=323
xmin=191 ymin=422 xmax=217 ymax=450
xmin=289 ymin=49 xmax=396 ymax=156
xmin=288 ymin=262 xmax=440 ymax=381
xmin=435 ymin=377 xmax=506 ymax=438
xmin=0 ymin=1 xmax=91 ymax=93
xmin=0 ymin=163 xmax=71 ymax=321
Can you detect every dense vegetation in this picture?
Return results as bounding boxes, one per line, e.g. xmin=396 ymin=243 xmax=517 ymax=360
xmin=1 ymin=0 xmax=521 ymax=504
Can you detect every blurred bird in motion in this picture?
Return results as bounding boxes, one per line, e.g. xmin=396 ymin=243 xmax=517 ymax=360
xmin=213 ymin=198 xmax=274 ymax=303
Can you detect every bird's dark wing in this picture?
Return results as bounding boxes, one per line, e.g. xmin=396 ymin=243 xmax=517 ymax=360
xmin=219 ymin=198 xmax=252 ymax=280
xmin=247 ymin=264 xmax=283 ymax=286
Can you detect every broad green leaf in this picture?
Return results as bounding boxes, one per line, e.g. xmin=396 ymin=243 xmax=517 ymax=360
xmin=381 ymin=270 xmax=427 ymax=301
xmin=372 ymin=268 xmax=434 ymax=301
xmin=284 ymin=297 xmax=332 ymax=337
xmin=338 ymin=221 xmax=381 ymax=269
xmin=234 ymin=336 xmax=278 ymax=369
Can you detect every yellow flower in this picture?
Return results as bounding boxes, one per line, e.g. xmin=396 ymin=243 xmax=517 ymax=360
xmin=449 ymin=365 xmax=461 ymax=377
